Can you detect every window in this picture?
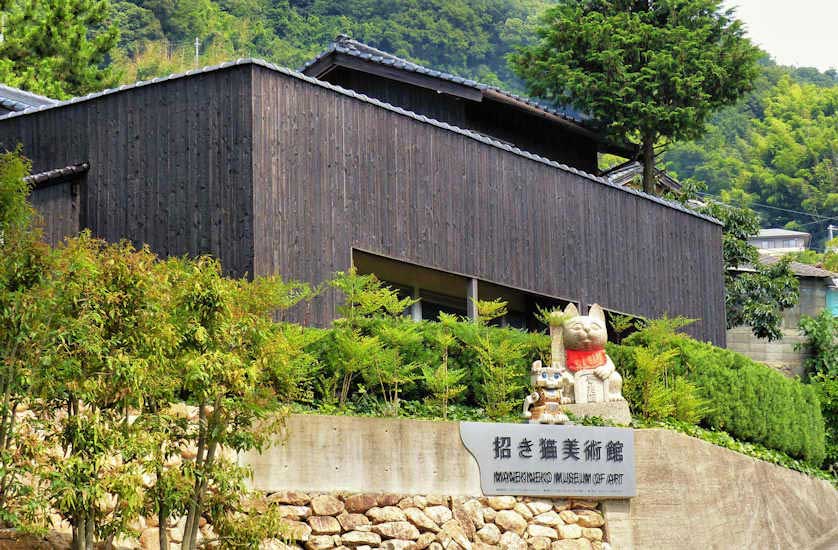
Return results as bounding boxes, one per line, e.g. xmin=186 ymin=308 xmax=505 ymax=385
xmin=351 ymin=249 xmax=573 ymax=331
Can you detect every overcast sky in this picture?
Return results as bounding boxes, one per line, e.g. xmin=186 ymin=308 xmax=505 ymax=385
xmin=722 ymin=0 xmax=837 ymax=71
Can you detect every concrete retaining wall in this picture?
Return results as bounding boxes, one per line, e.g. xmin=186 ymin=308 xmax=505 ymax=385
xmin=242 ymin=415 xmax=838 ymax=549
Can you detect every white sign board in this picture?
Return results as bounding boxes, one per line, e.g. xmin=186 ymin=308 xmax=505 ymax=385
xmin=459 ymin=422 xmax=636 ymax=498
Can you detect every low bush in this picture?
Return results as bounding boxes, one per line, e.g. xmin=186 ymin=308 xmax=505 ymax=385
xmin=611 ymin=320 xmax=826 ymax=465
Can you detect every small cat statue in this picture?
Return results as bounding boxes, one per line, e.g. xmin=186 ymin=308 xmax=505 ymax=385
xmin=522 ymin=359 xmax=574 ymax=424
xmin=560 ymin=303 xmax=624 ymax=404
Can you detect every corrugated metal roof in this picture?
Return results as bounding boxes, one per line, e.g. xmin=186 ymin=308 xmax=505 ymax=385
xmin=757 ymin=228 xmax=811 ymax=238
xmin=0 ymin=83 xmax=57 ymax=114
xmin=301 ymin=35 xmax=591 ymax=125
xmin=0 ymin=58 xmax=720 ymax=226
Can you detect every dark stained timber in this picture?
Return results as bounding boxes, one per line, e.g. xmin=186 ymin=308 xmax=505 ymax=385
xmin=0 ymin=62 xmax=726 ymax=344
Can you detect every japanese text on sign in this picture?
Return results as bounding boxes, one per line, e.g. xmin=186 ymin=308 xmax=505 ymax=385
xmin=459 ymin=422 xmax=635 ymax=498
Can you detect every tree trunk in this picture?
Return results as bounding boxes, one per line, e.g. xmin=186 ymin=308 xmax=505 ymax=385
xmin=641 ymin=135 xmax=656 ymax=195
xmin=85 ymin=515 xmax=94 ymax=550
xmin=157 ymin=467 xmax=169 ymax=550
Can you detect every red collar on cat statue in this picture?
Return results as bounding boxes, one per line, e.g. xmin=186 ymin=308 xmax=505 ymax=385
xmin=565 ymin=348 xmax=607 ymax=372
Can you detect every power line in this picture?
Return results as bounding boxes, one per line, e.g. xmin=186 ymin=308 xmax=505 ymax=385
xmin=696 ymin=191 xmax=838 ymax=220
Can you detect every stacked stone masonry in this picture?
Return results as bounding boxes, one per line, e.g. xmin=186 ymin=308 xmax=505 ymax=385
xmin=262 ymin=491 xmax=611 ymax=550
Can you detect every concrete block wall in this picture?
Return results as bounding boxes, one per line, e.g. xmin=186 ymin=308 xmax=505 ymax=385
xmin=726 ymin=326 xmax=809 ymax=378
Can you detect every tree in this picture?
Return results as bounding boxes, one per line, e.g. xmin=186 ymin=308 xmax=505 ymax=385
xmin=27 ymin=235 xmax=174 ymax=550
xmin=666 ymin=71 xmax=838 ymax=246
xmin=510 ymin=0 xmax=760 ymax=194
xmin=0 ymin=0 xmax=120 ymax=98
xmin=0 ymin=151 xmax=51 ymax=532
xmin=695 ymin=199 xmax=799 ymax=340
xmin=164 ymin=257 xmax=312 ymax=550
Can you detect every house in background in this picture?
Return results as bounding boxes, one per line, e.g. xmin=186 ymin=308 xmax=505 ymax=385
xmin=749 ymin=228 xmax=811 ymax=253
xmin=0 ymin=84 xmax=55 ymax=117
xmin=0 ymin=45 xmax=725 ymax=343
xmin=727 ymin=257 xmax=837 ymax=377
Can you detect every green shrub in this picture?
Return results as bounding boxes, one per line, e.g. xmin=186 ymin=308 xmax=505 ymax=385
xmin=799 ymin=312 xmax=838 ymax=471
xmin=612 ymin=321 xmax=826 ymax=465
xmin=622 ymin=347 xmax=706 ymax=423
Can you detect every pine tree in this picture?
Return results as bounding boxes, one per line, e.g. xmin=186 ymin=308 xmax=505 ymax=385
xmin=510 ymin=0 xmax=760 ymax=194
xmin=0 ymin=0 xmax=120 ymax=98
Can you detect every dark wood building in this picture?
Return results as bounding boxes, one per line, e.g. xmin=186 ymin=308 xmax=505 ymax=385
xmin=301 ymin=36 xmax=635 ymax=174
xmin=0 ymin=60 xmax=726 ymax=344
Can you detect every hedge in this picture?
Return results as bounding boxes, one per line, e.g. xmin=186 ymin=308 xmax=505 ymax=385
xmin=609 ymin=332 xmax=826 ymax=465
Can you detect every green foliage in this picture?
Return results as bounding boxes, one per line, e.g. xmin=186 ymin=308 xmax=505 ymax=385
xmin=692 ymin=200 xmax=799 ymax=340
xmin=799 ymin=312 xmax=838 ymax=378
xmin=0 ymin=0 xmax=120 ymax=98
xmin=790 ymin=243 xmax=838 ymax=274
xmin=510 ymin=0 xmax=760 ymax=193
xmin=309 ymin=274 xmax=548 ymax=419
xmin=0 ymin=151 xmax=309 ymax=547
xmin=420 ymin=322 xmax=466 ymax=419
xmin=0 ymin=152 xmax=50 ymax=532
xmin=613 ymin=320 xmax=826 ymax=465
xmin=623 ymin=347 xmax=706 ymax=423
xmin=0 ymin=150 xmax=33 ymax=243
xmin=810 ymin=372 xmax=838 ymax=474
xmin=666 ymin=64 xmax=838 ymax=246
xmin=110 ymin=0 xmax=551 ymax=88
xmin=25 ymin=234 xmax=175 ymax=549
xmin=798 ymin=312 xmax=838 ymax=472
xmin=473 ymin=335 xmax=526 ymax=420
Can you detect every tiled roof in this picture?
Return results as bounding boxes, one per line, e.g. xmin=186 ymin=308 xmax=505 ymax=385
xmin=302 ymin=35 xmax=591 ymax=126
xmin=0 ymin=58 xmax=720 ymax=226
xmin=602 ymin=160 xmax=682 ymax=192
xmin=761 ymin=255 xmax=837 ymax=279
xmin=0 ymin=83 xmax=56 ymax=114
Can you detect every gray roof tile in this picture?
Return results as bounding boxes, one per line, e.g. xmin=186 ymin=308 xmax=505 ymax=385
xmin=0 ymin=83 xmax=56 ymax=114
xmin=301 ymin=35 xmax=590 ymax=125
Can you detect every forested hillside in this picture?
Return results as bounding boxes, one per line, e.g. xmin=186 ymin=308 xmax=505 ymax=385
xmin=664 ymin=59 xmax=838 ymax=247
xmin=112 ymin=0 xmax=550 ymax=88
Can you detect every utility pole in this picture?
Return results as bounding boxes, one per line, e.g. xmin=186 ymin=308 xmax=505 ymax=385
xmin=194 ymin=37 xmax=200 ymax=68
xmin=828 ymin=224 xmax=837 ymax=249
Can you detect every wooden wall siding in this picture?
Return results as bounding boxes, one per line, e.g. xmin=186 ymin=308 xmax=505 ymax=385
xmin=320 ymin=68 xmax=599 ymax=173
xmin=323 ymin=67 xmax=470 ymax=128
xmin=30 ymin=180 xmax=80 ymax=245
xmin=0 ymin=66 xmax=255 ymax=277
xmin=250 ymin=66 xmax=726 ymax=344
xmin=464 ymin=101 xmax=598 ymax=173
xmin=0 ymin=62 xmax=724 ymax=344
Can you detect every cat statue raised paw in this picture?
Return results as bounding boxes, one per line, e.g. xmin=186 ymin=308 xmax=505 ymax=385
xmin=560 ymin=303 xmax=624 ymax=404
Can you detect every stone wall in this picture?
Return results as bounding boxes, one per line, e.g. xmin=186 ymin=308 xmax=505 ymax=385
xmin=245 ymin=416 xmax=838 ymax=549
xmin=263 ymin=491 xmax=610 ymax=550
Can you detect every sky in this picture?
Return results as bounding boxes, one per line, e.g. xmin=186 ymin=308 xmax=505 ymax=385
xmin=722 ymin=0 xmax=838 ymax=72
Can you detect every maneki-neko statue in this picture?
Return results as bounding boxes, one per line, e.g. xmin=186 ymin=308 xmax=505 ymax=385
xmin=523 ymin=303 xmax=624 ymax=425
